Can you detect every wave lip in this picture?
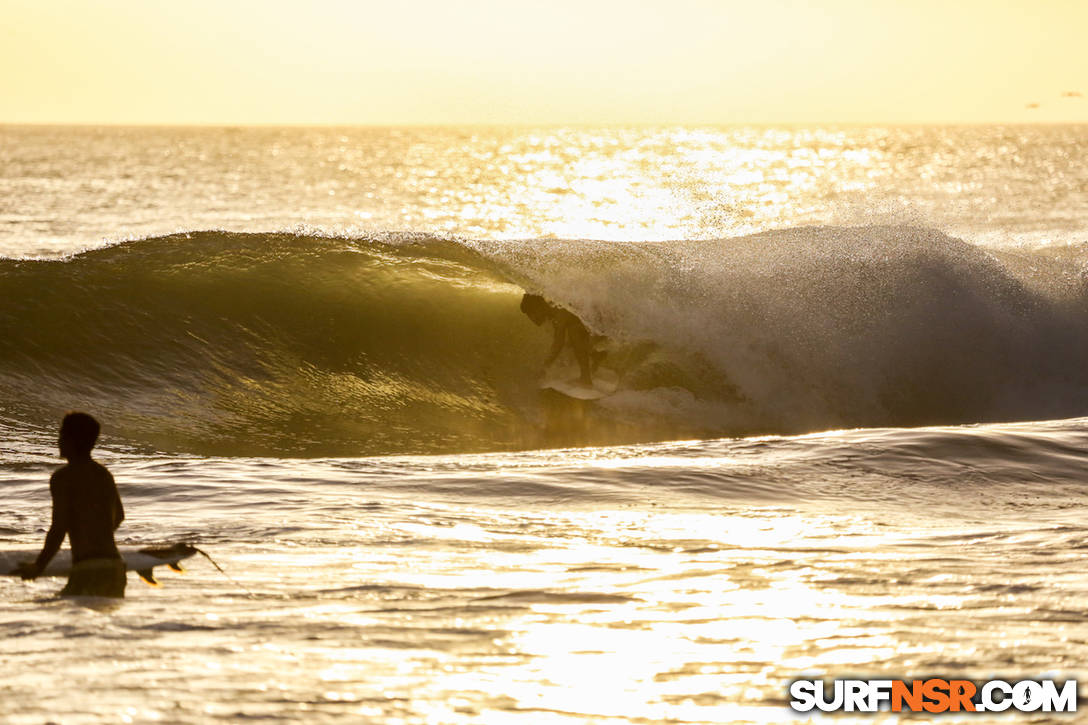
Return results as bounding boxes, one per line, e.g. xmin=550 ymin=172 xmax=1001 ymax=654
xmin=2 ymin=226 xmax=1088 ymax=457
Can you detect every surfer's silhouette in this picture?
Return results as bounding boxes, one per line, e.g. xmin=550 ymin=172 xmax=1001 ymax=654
xmin=16 ymin=412 xmax=126 ymax=597
xmin=520 ymin=293 xmax=601 ymax=386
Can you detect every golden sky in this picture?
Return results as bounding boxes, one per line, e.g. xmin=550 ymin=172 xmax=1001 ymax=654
xmin=1 ymin=0 xmax=1085 ymax=125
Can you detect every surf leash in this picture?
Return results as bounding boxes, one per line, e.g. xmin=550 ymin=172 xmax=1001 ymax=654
xmin=191 ymin=546 xmax=257 ymax=599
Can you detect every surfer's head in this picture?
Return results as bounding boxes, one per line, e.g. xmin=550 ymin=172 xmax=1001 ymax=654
xmin=59 ymin=411 xmax=100 ymax=460
xmin=520 ymin=293 xmax=551 ymax=326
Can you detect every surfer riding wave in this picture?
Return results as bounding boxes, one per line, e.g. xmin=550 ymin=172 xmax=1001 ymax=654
xmin=519 ymin=293 xmax=606 ymax=387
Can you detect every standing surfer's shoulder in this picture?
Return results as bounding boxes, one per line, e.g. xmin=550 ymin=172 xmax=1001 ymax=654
xmin=49 ymin=463 xmax=71 ymax=490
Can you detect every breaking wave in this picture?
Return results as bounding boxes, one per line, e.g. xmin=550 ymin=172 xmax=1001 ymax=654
xmin=3 ymin=226 xmax=1088 ymax=456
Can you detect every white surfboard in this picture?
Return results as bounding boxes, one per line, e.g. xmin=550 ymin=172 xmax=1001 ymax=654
xmin=540 ymin=367 xmax=619 ymax=400
xmin=1 ymin=543 xmax=197 ymax=585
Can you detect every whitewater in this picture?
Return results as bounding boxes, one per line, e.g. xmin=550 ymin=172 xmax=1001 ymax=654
xmin=2 ymin=125 xmax=1088 ymax=723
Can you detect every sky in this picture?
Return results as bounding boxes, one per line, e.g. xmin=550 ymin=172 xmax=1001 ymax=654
xmin=1 ymin=0 xmax=1085 ymax=125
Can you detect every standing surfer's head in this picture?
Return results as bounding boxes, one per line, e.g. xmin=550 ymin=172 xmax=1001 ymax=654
xmin=59 ymin=411 xmax=100 ymax=460
xmin=520 ymin=293 xmax=551 ymax=326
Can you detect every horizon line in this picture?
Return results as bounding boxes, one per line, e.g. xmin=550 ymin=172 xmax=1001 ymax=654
xmin=3 ymin=119 xmax=1088 ymax=130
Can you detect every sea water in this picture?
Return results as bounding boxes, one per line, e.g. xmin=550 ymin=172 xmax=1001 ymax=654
xmin=2 ymin=125 xmax=1087 ymax=723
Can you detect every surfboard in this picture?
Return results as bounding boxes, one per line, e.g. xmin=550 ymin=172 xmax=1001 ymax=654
xmin=540 ymin=367 xmax=619 ymax=400
xmin=1 ymin=543 xmax=197 ymax=585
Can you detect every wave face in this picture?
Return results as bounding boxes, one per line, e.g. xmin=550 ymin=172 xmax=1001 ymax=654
xmin=3 ymin=227 xmax=1088 ymax=456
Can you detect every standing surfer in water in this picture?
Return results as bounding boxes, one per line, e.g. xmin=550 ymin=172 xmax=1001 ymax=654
xmin=17 ymin=412 xmax=127 ymax=597
xmin=520 ymin=293 xmax=600 ymax=386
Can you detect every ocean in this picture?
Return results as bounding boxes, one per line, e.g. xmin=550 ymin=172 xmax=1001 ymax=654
xmin=2 ymin=124 xmax=1087 ymax=723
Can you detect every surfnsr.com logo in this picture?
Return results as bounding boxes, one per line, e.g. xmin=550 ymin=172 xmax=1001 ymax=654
xmin=789 ymin=678 xmax=1078 ymax=714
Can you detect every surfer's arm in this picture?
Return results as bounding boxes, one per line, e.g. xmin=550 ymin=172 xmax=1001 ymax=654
xmin=23 ymin=474 xmax=69 ymax=578
xmin=571 ymin=339 xmax=592 ymax=385
xmin=562 ymin=316 xmax=593 ymax=384
xmin=544 ymin=322 xmax=566 ymax=365
xmin=111 ymin=472 xmax=124 ymax=530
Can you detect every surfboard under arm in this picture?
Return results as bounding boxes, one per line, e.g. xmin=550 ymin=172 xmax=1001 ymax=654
xmin=0 ymin=543 xmax=197 ymax=585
